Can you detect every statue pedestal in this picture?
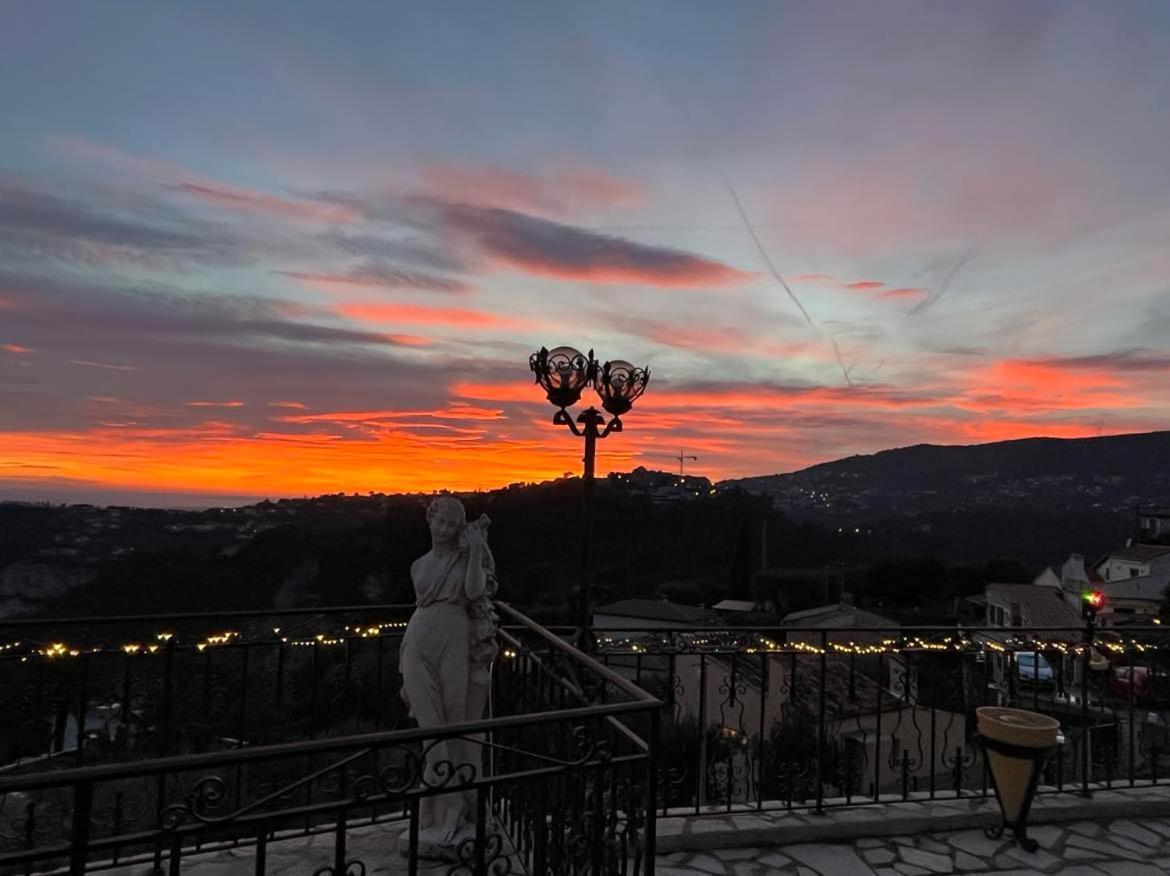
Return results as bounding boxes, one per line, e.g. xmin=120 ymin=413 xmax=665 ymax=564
xmin=397 ymin=817 xmax=502 ymax=864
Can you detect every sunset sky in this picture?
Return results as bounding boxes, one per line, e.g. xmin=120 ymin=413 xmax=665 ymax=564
xmin=2 ymin=2 xmax=1169 ymax=506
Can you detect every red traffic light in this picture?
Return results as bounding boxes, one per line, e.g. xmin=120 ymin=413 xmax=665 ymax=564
xmin=1083 ymin=590 xmax=1106 ymax=611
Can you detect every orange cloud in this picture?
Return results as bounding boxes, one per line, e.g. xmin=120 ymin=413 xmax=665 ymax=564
xmin=956 ymin=359 xmax=1141 ymax=415
xmin=2 ymin=344 xmax=30 ymax=353
xmin=278 ymin=406 xmax=505 ymax=424
xmin=876 ymin=287 xmax=928 ymax=299
xmin=186 ymin=400 xmax=246 ymax=408
xmin=845 ymin=281 xmax=884 ymax=291
xmin=339 ymin=302 xmax=530 ymax=330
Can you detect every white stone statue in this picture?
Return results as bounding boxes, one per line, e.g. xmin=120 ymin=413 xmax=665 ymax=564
xmin=399 ymin=496 xmax=499 ymax=858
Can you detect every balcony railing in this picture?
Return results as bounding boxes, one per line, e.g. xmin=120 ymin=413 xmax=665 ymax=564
xmin=593 ymin=621 xmax=1170 ymax=816
xmin=0 ymin=604 xmax=661 ymax=875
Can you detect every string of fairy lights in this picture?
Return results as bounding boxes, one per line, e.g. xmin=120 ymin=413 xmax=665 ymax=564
xmin=0 ymin=621 xmax=409 ymax=662
xmin=1 ymin=623 xmax=1165 ymax=663
xmin=597 ymin=631 xmax=1166 ymax=658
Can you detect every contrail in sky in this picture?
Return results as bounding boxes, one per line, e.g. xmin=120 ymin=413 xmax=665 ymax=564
xmin=724 ymin=179 xmax=854 ymax=385
xmin=908 ymin=242 xmax=980 ymax=316
xmin=724 ymin=179 xmax=815 ymax=328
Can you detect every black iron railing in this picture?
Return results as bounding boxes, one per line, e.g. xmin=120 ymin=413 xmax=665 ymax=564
xmin=594 ymin=621 xmax=1170 ymax=816
xmin=0 ymin=604 xmax=661 ymax=875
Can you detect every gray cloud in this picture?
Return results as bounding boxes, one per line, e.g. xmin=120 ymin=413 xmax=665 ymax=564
xmin=0 ymin=180 xmax=241 ymax=267
xmin=326 ymin=231 xmax=468 ymax=273
xmin=277 ymin=259 xmax=472 ymax=294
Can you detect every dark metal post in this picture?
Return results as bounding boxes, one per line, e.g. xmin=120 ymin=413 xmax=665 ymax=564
xmin=1080 ymin=613 xmax=1094 ymax=797
xmin=577 ymin=408 xmax=602 ymax=652
xmin=815 ymin=630 xmax=828 ymax=815
xmin=645 ymin=707 xmax=659 ymax=874
xmin=69 ymin=781 xmax=93 ymax=875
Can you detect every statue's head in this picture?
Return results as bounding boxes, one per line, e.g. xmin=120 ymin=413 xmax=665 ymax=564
xmin=425 ymin=495 xmax=465 ymax=546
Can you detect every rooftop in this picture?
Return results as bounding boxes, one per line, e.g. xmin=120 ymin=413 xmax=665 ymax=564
xmin=781 ymin=601 xmax=897 ymax=628
xmin=1104 ymin=543 xmax=1170 ymax=563
xmin=595 ymin=597 xmax=716 ymax=623
xmin=985 ymin=582 xmax=1082 ymax=628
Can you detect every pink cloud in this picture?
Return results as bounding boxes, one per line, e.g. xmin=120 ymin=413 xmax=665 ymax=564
xmin=172 ymin=182 xmax=357 ymax=224
xmin=51 ymin=135 xmax=357 ymax=224
xmin=419 ymin=162 xmax=645 ymax=217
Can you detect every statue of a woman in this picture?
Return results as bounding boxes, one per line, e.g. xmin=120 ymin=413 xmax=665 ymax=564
xmin=399 ymin=496 xmax=499 ymax=856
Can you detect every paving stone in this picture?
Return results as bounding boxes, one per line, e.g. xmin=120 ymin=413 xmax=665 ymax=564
xmin=785 ymin=842 xmax=875 ymax=876
xmin=1065 ymin=835 xmax=1148 ymax=862
xmin=1143 ymin=819 xmax=1170 ymax=839
xmin=1107 ymin=820 xmax=1162 ymax=847
xmin=796 ymin=868 xmax=818 ymax=876
xmin=688 ymin=853 xmax=728 ymax=873
xmin=1108 ymin=835 xmax=1157 ymax=854
xmin=731 ymin=864 xmax=765 ymax=876
xmin=948 ymin=829 xmax=1007 ymax=858
xmin=875 ymin=870 xmax=900 ymax=876
xmin=953 ymin=851 xmax=985 ymax=871
xmin=918 ymin=837 xmax=952 ymax=855
xmin=1064 ymin=848 xmax=1106 ymax=861
xmin=1096 ymin=864 xmax=1166 ymax=876
xmin=999 ymin=845 xmax=1062 ymax=872
xmin=900 ymin=846 xmax=955 ymax=873
xmin=1025 ymin=824 xmax=1064 ymax=848
xmin=858 ymin=837 xmax=887 ymax=848
xmin=863 ymin=847 xmax=897 ymax=865
xmin=895 ymin=866 xmax=931 ymax=876
xmin=1055 ymin=869 xmax=1111 ymax=876
xmin=892 ymin=836 xmax=916 ymax=846
xmin=758 ymin=852 xmax=793 ymax=868
xmin=1066 ymin=821 xmax=1106 ymax=837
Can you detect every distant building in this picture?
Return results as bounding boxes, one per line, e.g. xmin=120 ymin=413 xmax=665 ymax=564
xmin=711 ymin=599 xmax=757 ymax=613
xmin=985 ymin=582 xmax=1081 ymax=635
xmin=1095 ymin=544 xmax=1170 ymax=582
xmin=593 ymin=597 xmax=716 ymax=633
xmin=1138 ymin=508 xmax=1170 ymax=541
xmin=780 ymin=602 xmax=898 ymax=647
xmin=1089 ymin=544 xmax=1170 ymax=625
xmin=606 ymin=467 xmax=714 ymax=502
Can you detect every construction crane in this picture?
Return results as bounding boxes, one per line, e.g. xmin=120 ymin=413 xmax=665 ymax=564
xmin=648 ymin=451 xmax=698 ymax=477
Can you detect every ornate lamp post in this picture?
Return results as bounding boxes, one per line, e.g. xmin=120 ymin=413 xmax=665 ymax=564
xmin=529 ymin=346 xmax=650 ymax=648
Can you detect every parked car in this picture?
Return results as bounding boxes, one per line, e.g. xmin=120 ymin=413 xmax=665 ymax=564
xmin=1015 ymin=651 xmax=1055 ymax=685
xmin=1106 ymin=665 xmax=1158 ymax=703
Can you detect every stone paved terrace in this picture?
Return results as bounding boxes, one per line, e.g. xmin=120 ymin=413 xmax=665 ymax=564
xmin=87 ymin=785 xmax=1170 ymax=874
xmin=658 ymin=817 xmax=1170 ymax=874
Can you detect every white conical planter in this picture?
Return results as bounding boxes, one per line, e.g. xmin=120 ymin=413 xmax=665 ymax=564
xmin=977 ymin=707 xmax=1059 ymax=823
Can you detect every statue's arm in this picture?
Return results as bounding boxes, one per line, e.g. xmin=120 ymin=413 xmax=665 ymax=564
xmin=462 ymin=537 xmax=488 ymax=601
xmin=464 ymin=547 xmax=487 ymax=600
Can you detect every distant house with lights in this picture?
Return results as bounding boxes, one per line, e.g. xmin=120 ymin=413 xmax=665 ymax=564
xmin=1138 ymin=508 xmax=1170 ymax=542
